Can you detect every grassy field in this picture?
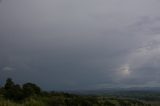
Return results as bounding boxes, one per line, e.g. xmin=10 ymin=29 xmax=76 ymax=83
xmin=0 ymin=93 xmax=156 ymax=106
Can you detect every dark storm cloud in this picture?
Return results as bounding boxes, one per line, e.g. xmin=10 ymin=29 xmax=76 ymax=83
xmin=1 ymin=0 xmax=160 ymax=90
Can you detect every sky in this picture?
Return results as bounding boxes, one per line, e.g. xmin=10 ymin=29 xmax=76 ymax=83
xmin=1 ymin=0 xmax=160 ymax=91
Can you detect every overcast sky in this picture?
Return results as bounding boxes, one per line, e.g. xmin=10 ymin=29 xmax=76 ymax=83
xmin=1 ymin=0 xmax=160 ymax=90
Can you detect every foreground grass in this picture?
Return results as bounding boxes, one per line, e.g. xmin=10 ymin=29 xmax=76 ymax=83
xmin=0 ymin=94 xmax=155 ymax=106
xmin=0 ymin=98 xmax=46 ymax=106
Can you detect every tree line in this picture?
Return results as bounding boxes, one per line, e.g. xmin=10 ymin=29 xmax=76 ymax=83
xmin=0 ymin=78 xmax=41 ymax=101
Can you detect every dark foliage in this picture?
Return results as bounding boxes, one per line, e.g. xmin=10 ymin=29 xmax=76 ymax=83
xmin=23 ymin=83 xmax=41 ymax=97
xmin=1 ymin=78 xmax=41 ymax=101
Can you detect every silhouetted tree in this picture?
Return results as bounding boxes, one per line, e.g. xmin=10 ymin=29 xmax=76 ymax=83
xmin=22 ymin=83 xmax=41 ymax=97
xmin=4 ymin=78 xmax=14 ymax=90
xmin=3 ymin=78 xmax=24 ymax=100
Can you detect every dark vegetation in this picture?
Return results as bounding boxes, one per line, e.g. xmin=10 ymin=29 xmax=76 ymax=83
xmin=0 ymin=78 xmax=158 ymax=106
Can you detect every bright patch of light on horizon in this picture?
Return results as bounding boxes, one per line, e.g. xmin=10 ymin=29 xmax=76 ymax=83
xmin=119 ymin=34 xmax=160 ymax=78
xmin=120 ymin=65 xmax=130 ymax=76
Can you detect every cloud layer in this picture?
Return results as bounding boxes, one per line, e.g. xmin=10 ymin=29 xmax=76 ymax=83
xmin=1 ymin=0 xmax=160 ymax=90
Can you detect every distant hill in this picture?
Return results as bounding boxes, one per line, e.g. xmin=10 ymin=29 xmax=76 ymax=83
xmin=68 ymin=87 xmax=160 ymax=97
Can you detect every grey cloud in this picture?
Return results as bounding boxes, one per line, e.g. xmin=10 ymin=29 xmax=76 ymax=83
xmin=1 ymin=0 xmax=160 ymax=90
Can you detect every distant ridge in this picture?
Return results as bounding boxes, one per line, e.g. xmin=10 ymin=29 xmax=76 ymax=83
xmin=68 ymin=87 xmax=160 ymax=95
